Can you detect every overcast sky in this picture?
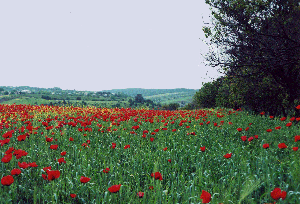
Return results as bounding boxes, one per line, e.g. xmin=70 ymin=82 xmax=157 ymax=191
xmin=0 ymin=0 xmax=223 ymax=91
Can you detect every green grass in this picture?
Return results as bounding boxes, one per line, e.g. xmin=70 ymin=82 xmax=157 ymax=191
xmin=0 ymin=105 xmax=299 ymax=203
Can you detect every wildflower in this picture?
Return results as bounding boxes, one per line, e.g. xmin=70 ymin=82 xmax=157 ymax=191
xmin=248 ymin=137 xmax=254 ymax=142
xmin=110 ymin=142 xmax=116 ymax=149
xmin=280 ymin=117 xmax=286 ymax=121
xmin=70 ymin=194 xmax=76 ymax=198
xmin=150 ymin=137 xmax=154 ymax=142
xmin=266 ymin=129 xmax=272 ymax=132
xmin=61 ymin=151 xmax=67 ymax=156
xmin=200 ymin=190 xmax=211 ymax=203
xmin=69 ymin=137 xmax=74 ymax=141
xmin=149 ymin=186 xmax=154 ymax=190
xmin=17 ymin=134 xmax=27 ymax=141
xmin=42 ymin=170 xmax=60 ymax=181
xmin=223 ymin=153 xmax=232 ymax=159
xmin=263 ymin=144 xmax=269 ymax=149
xmin=270 ymin=187 xmax=286 ymax=200
xmin=241 ymin=136 xmax=247 ymax=141
xmin=1 ymin=153 xmax=12 ymax=163
xmin=254 ymin=135 xmax=258 ymax=139
xmin=200 ymin=146 xmax=205 ymax=152
xmin=80 ymin=176 xmax=91 ymax=183
xmin=275 ymin=126 xmax=281 ymax=130
xmin=58 ymin=158 xmax=66 ymax=164
xmin=137 ymin=192 xmax=144 ymax=198
xmin=286 ymin=122 xmax=292 ymax=127
xmin=108 ymin=184 xmax=121 ymax=193
xmin=50 ymin=144 xmax=58 ymax=150
xmin=151 ymin=172 xmax=163 ymax=180
xmin=168 ymin=159 xmax=171 ymax=163
xmin=292 ymin=147 xmax=298 ymax=151
xmin=18 ymin=162 xmax=30 ymax=169
xmin=103 ymin=168 xmax=110 ymax=173
xmin=11 ymin=168 xmax=22 ymax=175
xmin=237 ymin=128 xmax=242 ymax=132
xmin=124 ymin=145 xmax=130 ymax=149
xmin=245 ymin=127 xmax=249 ymax=131
xmin=1 ymin=175 xmax=14 ymax=186
xmin=163 ymin=147 xmax=167 ymax=151
xmin=278 ymin=143 xmax=287 ymax=149
xmin=295 ymin=135 xmax=300 ymax=142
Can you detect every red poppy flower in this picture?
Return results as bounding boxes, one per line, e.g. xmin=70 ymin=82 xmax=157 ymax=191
xmin=266 ymin=129 xmax=272 ymax=132
xmin=87 ymin=140 xmax=90 ymax=144
xmin=124 ymin=145 xmax=130 ymax=149
xmin=290 ymin=117 xmax=295 ymax=122
xmin=151 ymin=172 xmax=163 ymax=180
xmin=200 ymin=190 xmax=211 ymax=203
xmin=254 ymin=135 xmax=258 ymax=139
xmin=295 ymin=135 xmax=300 ymax=142
xmin=286 ymin=122 xmax=292 ymax=127
xmin=248 ymin=137 xmax=254 ymax=142
xmin=245 ymin=127 xmax=249 ymax=131
xmin=237 ymin=128 xmax=242 ymax=132
xmin=280 ymin=117 xmax=286 ymax=121
xmin=70 ymin=194 xmax=76 ymax=198
xmin=275 ymin=126 xmax=281 ymax=130
xmin=61 ymin=151 xmax=67 ymax=156
xmin=278 ymin=143 xmax=287 ymax=149
xmin=103 ymin=168 xmax=110 ymax=173
xmin=5 ymin=147 xmax=15 ymax=155
xmin=11 ymin=168 xmax=21 ymax=176
xmin=80 ymin=176 xmax=91 ymax=183
xmin=269 ymin=116 xmax=274 ymax=119
xmin=263 ymin=143 xmax=270 ymax=149
xmin=1 ymin=175 xmax=14 ymax=186
xmin=296 ymin=105 xmax=300 ymax=109
xmin=18 ymin=162 xmax=30 ymax=169
xmin=13 ymin=149 xmax=28 ymax=159
xmin=137 ymin=192 xmax=144 ymax=198
xmin=270 ymin=187 xmax=286 ymax=200
xmin=108 ymin=184 xmax=121 ymax=193
xmin=50 ymin=144 xmax=58 ymax=150
xmin=149 ymin=186 xmax=154 ymax=190
xmin=241 ymin=136 xmax=247 ymax=141
xmin=200 ymin=146 xmax=205 ymax=152
xmin=17 ymin=134 xmax=27 ymax=141
xmin=142 ymin=134 xmax=146 ymax=138
xmin=46 ymin=170 xmax=61 ymax=181
xmin=292 ymin=147 xmax=298 ymax=151
xmin=110 ymin=142 xmax=116 ymax=149
xmin=168 ymin=159 xmax=171 ymax=163
xmin=58 ymin=158 xmax=66 ymax=164
xmin=45 ymin=137 xmax=53 ymax=142
xmin=69 ymin=137 xmax=74 ymax=141
xmin=260 ymin=112 xmax=265 ymax=115
xmin=1 ymin=153 xmax=12 ymax=163
xmin=172 ymin=129 xmax=177 ymax=132
xmin=29 ymin=162 xmax=38 ymax=167
xmin=223 ymin=153 xmax=232 ymax=159
xmin=150 ymin=137 xmax=154 ymax=142
xmin=163 ymin=147 xmax=167 ymax=151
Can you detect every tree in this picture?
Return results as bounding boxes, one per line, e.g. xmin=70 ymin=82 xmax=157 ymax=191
xmin=135 ymin=94 xmax=145 ymax=103
xmin=203 ymin=0 xmax=300 ymax=115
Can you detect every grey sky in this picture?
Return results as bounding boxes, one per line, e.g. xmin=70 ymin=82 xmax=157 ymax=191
xmin=0 ymin=0 xmax=223 ymax=91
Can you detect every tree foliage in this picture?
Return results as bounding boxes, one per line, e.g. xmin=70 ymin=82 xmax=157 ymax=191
xmin=201 ymin=0 xmax=300 ymax=115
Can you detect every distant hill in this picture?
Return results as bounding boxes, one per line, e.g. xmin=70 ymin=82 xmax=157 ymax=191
xmin=101 ymin=88 xmax=197 ymax=97
xmin=101 ymin=88 xmax=198 ymax=106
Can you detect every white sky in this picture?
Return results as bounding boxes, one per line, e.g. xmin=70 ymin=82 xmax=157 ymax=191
xmin=0 ymin=0 xmax=224 ymax=91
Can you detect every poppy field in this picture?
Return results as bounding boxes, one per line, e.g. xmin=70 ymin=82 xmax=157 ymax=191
xmin=1 ymin=104 xmax=300 ymax=203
